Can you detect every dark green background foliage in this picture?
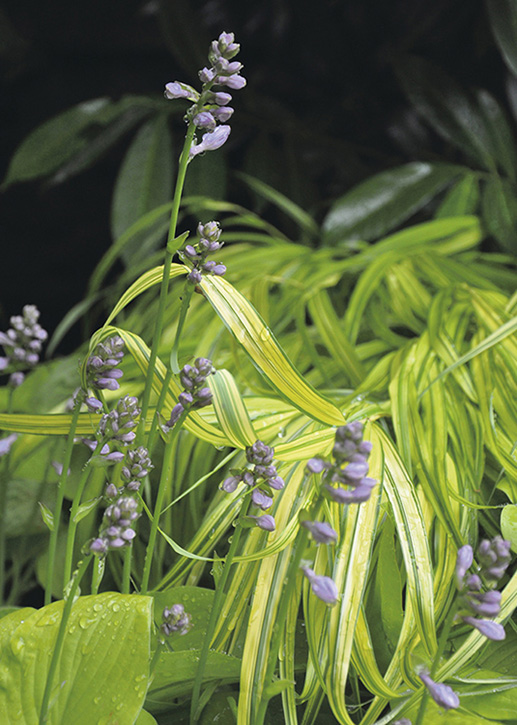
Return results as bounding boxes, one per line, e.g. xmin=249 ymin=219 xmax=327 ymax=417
xmin=2 ymin=0 xmax=517 ymax=348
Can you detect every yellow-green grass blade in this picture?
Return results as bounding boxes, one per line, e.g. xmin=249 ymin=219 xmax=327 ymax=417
xmin=208 ymin=369 xmax=256 ymax=448
xmin=307 ymin=290 xmax=365 ymax=386
xmin=199 ymin=274 xmax=345 ymax=426
xmin=372 ymin=427 xmax=437 ymax=658
xmin=237 ymin=463 xmax=311 ymax=724
xmin=103 ymin=264 xmax=188 ymax=327
xmin=324 ymin=430 xmax=382 ymax=723
xmin=351 ymin=609 xmax=402 ymax=699
xmin=279 ymin=584 xmax=300 ymax=725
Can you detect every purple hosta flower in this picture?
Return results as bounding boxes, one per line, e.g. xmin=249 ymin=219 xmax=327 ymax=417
xmin=247 ymin=441 xmax=275 ymax=466
xmin=120 ymin=445 xmax=153 ymax=492
xmin=189 ymin=125 xmax=231 ymax=159
xmin=221 ymin=475 xmax=241 ymax=493
xmin=164 ymin=32 xmax=244 ymax=163
xmin=0 ymin=305 xmax=47 ymax=375
xmin=455 ymin=538 xmax=510 ymax=641
xmin=98 ymin=395 xmax=140 ymax=444
xmin=164 ymin=358 xmax=215 ymax=431
xmin=9 ymin=371 xmax=25 ymax=388
xmin=478 ymin=536 xmax=512 ymax=582
xmin=90 ymin=495 xmax=140 ymax=557
xmin=80 ymin=438 xmax=125 ymax=464
xmin=251 ymin=488 xmax=273 ymax=510
xmin=301 ymin=520 xmax=338 ymax=545
xmin=86 ymin=335 xmax=125 ymax=391
xmin=418 ymin=670 xmax=459 ymax=711
xmin=164 ymin=81 xmax=199 ymax=102
xmin=85 ymin=396 xmax=103 ymax=413
xmin=0 ymin=433 xmax=17 ymax=457
xmin=301 ymin=565 xmax=339 ymax=606
xmin=461 ymin=616 xmax=506 ymax=641
xmin=181 ymin=220 xmax=226 ymax=285
xmin=309 ymin=422 xmax=376 ymax=507
xmin=161 ymin=604 xmax=192 ymax=637
xmin=248 ymin=514 xmax=276 ymax=531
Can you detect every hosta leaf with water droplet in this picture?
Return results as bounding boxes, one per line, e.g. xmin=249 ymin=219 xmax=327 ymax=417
xmin=0 ymin=592 xmax=152 ymax=724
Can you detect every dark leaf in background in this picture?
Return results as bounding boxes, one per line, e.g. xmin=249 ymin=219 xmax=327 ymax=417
xmin=322 ymin=162 xmax=462 ymax=244
xmin=396 ymin=56 xmax=517 ymax=175
xmin=487 ymin=0 xmax=517 ymax=78
xmin=481 ymin=174 xmax=517 ymax=253
xmin=435 ymin=173 xmax=480 ymax=217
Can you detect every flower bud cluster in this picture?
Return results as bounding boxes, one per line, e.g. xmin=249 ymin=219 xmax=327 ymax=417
xmin=163 ymin=358 xmax=215 ymax=431
xmin=0 ymin=305 xmax=47 ymax=387
xmin=90 ymin=496 xmax=140 ymax=556
xmin=221 ymin=440 xmax=284 ymax=532
xmin=300 ymin=422 xmax=374 ymax=606
xmin=98 ymin=395 xmax=140 ymax=445
xmin=164 ymin=31 xmax=245 ymax=160
xmin=182 ymin=221 xmax=226 ymax=284
xmin=85 ymin=336 xmax=125 ymax=411
xmin=105 ymin=445 xmax=153 ymax=500
xmin=160 ymin=604 xmax=192 ymax=637
xmin=455 ymin=537 xmax=511 ymax=641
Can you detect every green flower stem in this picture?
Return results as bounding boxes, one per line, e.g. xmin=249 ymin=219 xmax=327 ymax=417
xmin=137 ymin=122 xmax=196 ymax=444
xmin=413 ymin=600 xmax=459 ymax=725
xmin=255 ymin=490 xmax=324 ymax=725
xmin=62 ymin=439 xmax=104 ymax=591
xmin=39 ymin=555 xmax=93 ymax=724
xmin=45 ymin=395 xmax=83 ymax=603
xmin=140 ymin=411 xmax=188 ymax=594
xmin=91 ymin=556 xmax=103 ymax=595
xmin=121 ymin=544 xmax=132 ymax=594
xmin=190 ymin=494 xmax=252 ymax=725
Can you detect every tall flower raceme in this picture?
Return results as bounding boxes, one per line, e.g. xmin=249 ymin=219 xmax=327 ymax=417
xmin=84 ymin=335 xmax=125 ymax=412
xmin=164 ymin=31 xmax=245 ymax=160
xmin=162 ymin=357 xmax=215 ymax=431
xmin=179 ymin=220 xmax=226 ymax=284
xmin=221 ymin=440 xmax=284 ymax=531
xmin=0 ymin=305 xmax=47 ymax=388
xmin=301 ymin=421 xmax=375 ymax=606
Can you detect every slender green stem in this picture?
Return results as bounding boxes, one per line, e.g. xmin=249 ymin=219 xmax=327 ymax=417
xmin=46 ymin=397 xmax=83 ymax=604
xmin=122 ymin=545 xmax=132 ymax=594
xmin=62 ymin=439 xmax=104 ymax=590
xmin=140 ymin=412 xmax=187 ymax=594
xmin=190 ymin=495 xmax=252 ymax=724
xmin=137 ymin=123 xmax=196 ymax=444
xmin=91 ymin=556 xmax=103 ymax=595
xmin=39 ymin=556 xmax=92 ymax=724
xmin=414 ymin=600 xmax=459 ymax=725
xmin=0 ymin=388 xmax=15 ymax=602
xmin=170 ymin=284 xmax=195 ymax=374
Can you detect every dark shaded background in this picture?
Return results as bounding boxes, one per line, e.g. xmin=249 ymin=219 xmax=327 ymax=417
xmin=0 ymin=0 xmax=504 ymax=351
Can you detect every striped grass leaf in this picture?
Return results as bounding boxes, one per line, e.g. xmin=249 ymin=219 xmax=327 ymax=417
xmin=307 ymin=290 xmax=365 ymax=386
xmin=208 ymin=369 xmax=257 ymax=448
xmin=279 ymin=584 xmax=302 ymax=724
xmin=237 ymin=463 xmax=311 ymax=723
xmin=199 ymin=274 xmax=345 ymax=426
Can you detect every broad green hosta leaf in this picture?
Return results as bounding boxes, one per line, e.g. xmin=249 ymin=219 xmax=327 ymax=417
xmin=145 ymin=650 xmax=241 ymax=713
xmin=0 ymin=592 xmax=152 ymax=724
xmin=322 ymin=162 xmax=462 ymax=243
xmin=200 ymin=274 xmax=344 ymax=426
xmin=135 ymin=710 xmax=158 ymax=724
xmin=111 ymin=114 xmax=173 ymax=244
xmin=2 ymin=96 xmax=154 ymax=188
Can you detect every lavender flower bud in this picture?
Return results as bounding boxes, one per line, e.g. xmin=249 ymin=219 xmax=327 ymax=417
xmin=167 ymin=403 xmax=184 ymax=428
xmin=306 ymin=458 xmax=327 ymax=474
xmin=9 ymin=372 xmax=25 ymax=388
xmin=418 ymin=671 xmax=459 ymax=710
xmin=221 ymin=475 xmax=241 ymax=493
xmin=161 ymin=604 xmax=192 ymax=636
xmin=324 ymin=483 xmax=374 ymax=504
xmin=199 ymin=67 xmax=215 ymax=83
xmin=251 ymin=488 xmax=273 ymax=510
xmin=301 ymin=520 xmax=338 ymax=544
xmin=184 ymin=244 xmax=199 ymax=259
xmin=213 ymin=264 xmax=226 ymax=276
xmin=211 ymin=91 xmax=233 ymax=106
xmin=164 ymin=81 xmax=199 ymax=102
xmin=0 ymin=433 xmax=17 ymax=457
xmin=212 ymin=106 xmax=234 ymax=122
xmin=249 ymin=514 xmax=275 ymax=531
xmin=301 ymin=566 xmax=339 ymax=606
xmin=465 ymin=590 xmax=502 ymax=617
xmin=85 ymin=396 xmax=103 ymax=413
xmin=455 ymin=545 xmax=474 ymax=588
xmin=189 ymin=125 xmax=231 ymax=159
xmin=193 ymin=111 xmax=217 ymax=131
xmin=216 ymin=74 xmax=246 ymax=90
xmin=478 ymin=536 xmax=511 ymax=582
xmin=462 ymin=616 xmax=506 ymax=640
xmin=268 ymin=475 xmax=284 ymax=490
xmin=188 ymin=269 xmax=203 ymax=284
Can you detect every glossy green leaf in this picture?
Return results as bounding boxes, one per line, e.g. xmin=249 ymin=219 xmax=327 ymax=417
xmin=2 ymin=96 xmax=154 ymax=188
xmin=487 ymin=0 xmax=517 ymax=78
xmin=322 ymin=162 xmax=461 ymax=243
xmin=208 ymin=369 xmax=257 ymax=448
xmin=38 ymin=502 xmax=54 ymax=532
xmin=0 ymin=592 xmax=152 ymax=724
xmin=501 ymin=505 xmax=517 ymax=552
xmin=435 ymin=173 xmax=480 ymax=217
xmin=481 ymin=176 xmax=517 ymax=253
xmin=111 ymin=114 xmax=173 ymax=249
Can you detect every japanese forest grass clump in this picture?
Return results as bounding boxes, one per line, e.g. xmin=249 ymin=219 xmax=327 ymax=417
xmin=0 ymin=29 xmax=517 ymax=725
